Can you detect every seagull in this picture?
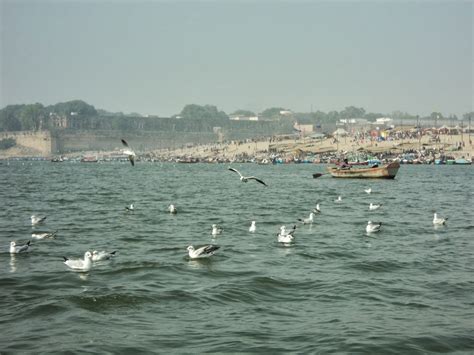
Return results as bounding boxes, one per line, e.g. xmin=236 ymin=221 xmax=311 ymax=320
xmin=187 ymin=245 xmax=220 ymax=259
xmin=10 ymin=241 xmax=31 ymax=254
xmin=92 ymin=250 xmax=117 ymax=262
xmin=313 ymin=203 xmax=321 ymax=214
xmin=335 ymin=196 xmax=342 ymax=203
xmin=168 ymin=204 xmax=177 ymax=214
xmin=365 ymin=188 xmax=372 ymax=194
xmin=125 ymin=203 xmax=134 ymax=212
xmin=433 ymin=213 xmax=447 ymax=226
xmin=211 ymin=224 xmax=223 ymax=236
xmin=249 ymin=221 xmax=256 ymax=233
xmin=228 ymin=167 xmax=267 ymax=186
xmin=63 ymin=251 xmax=93 ymax=272
xmin=31 ymin=215 xmax=46 ymax=226
xmin=277 ymin=225 xmax=296 ymax=243
xmin=366 ymin=221 xmax=382 ymax=233
xmin=32 ymin=231 xmax=58 ymax=239
xmin=298 ymin=212 xmax=315 ymax=225
xmin=121 ymin=138 xmax=136 ymax=166
xmin=369 ymin=203 xmax=382 ymax=211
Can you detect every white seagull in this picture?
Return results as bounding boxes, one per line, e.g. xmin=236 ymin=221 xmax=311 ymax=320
xmin=168 ymin=204 xmax=177 ymax=214
xmin=121 ymin=138 xmax=136 ymax=166
xmin=31 ymin=215 xmax=46 ymax=226
xmin=313 ymin=203 xmax=321 ymax=214
xmin=335 ymin=196 xmax=342 ymax=203
xmin=32 ymin=231 xmax=58 ymax=239
xmin=277 ymin=225 xmax=296 ymax=243
xmin=228 ymin=167 xmax=267 ymax=186
xmin=10 ymin=241 xmax=31 ymax=254
xmin=366 ymin=221 xmax=382 ymax=233
xmin=249 ymin=221 xmax=256 ymax=233
xmin=187 ymin=245 xmax=220 ymax=259
xmin=63 ymin=251 xmax=93 ymax=272
xmin=365 ymin=188 xmax=372 ymax=194
xmin=433 ymin=213 xmax=447 ymax=226
xmin=211 ymin=224 xmax=223 ymax=236
xmin=92 ymin=250 xmax=117 ymax=262
xmin=125 ymin=203 xmax=134 ymax=212
xmin=298 ymin=212 xmax=315 ymax=225
xmin=369 ymin=203 xmax=382 ymax=211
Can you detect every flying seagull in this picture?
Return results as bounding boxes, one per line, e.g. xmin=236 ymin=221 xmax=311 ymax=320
xmin=228 ymin=167 xmax=267 ymax=186
xmin=187 ymin=244 xmax=220 ymax=259
xmin=365 ymin=188 xmax=372 ymax=194
xmin=433 ymin=213 xmax=447 ymax=226
xmin=31 ymin=215 xmax=46 ymax=226
xmin=366 ymin=221 xmax=382 ymax=233
xmin=313 ymin=203 xmax=321 ymax=214
xmin=63 ymin=251 xmax=93 ymax=272
xmin=92 ymin=250 xmax=117 ymax=262
xmin=121 ymin=139 xmax=136 ymax=166
xmin=10 ymin=241 xmax=31 ymax=254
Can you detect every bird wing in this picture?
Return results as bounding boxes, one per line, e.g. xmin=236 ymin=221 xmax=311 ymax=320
xmin=129 ymin=155 xmax=135 ymax=166
xmin=121 ymin=139 xmax=129 ymax=148
xmin=249 ymin=177 xmax=267 ymax=186
xmin=228 ymin=167 xmax=242 ymax=177
xmin=200 ymin=245 xmax=220 ymax=255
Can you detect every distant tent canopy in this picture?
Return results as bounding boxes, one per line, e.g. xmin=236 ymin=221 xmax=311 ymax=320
xmin=333 ymin=128 xmax=348 ymax=136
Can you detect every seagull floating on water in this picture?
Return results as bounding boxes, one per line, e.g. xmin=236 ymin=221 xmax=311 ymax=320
xmin=187 ymin=245 xmax=220 ymax=259
xmin=168 ymin=204 xmax=177 ymax=214
xmin=63 ymin=251 xmax=93 ymax=272
xmin=369 ymin=203 xmax=382 ymax=211
xmin=249 ymin=221 xmax=256 ymax=233
xmin=121 ymin=139 xmax=136 ymax=166
xmin=31 ymin=215 xmax=46 ymax=226
xmin=125 ymin=203 xmax=134 ymax=212
xmin=335 ymin=196 xmax=342 ymax=203
xmin=433 ymin=213 xmax=447 ymax=226
xmin=10 ymin=241 xmax=31 ymax=254
xmin=365 ymin=188 xmax=372 ymax=194
xmin=228 ymin=167 xmax=267 ymax=186
xmin=32 ymin=231 xmax=58 ymax=239
xmin=277 ymin=225 xmax=296 ymax=243
xmin=366 ymin=221 xmax=382 ymax=233
xmin=211 ymin=224 xmax=223 ymax=236
xmin=298 ymin=212 xmax=315 ymax=225
xmin=92 ymin=250 xmax=117 ymax=262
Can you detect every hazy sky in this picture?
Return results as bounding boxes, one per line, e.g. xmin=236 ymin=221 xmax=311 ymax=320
xmin=1 ymin=0 xmax=472 ymax=117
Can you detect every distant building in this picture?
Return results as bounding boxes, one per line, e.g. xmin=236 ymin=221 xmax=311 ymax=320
xmin=279 ymin=110 xmax=293 ymax=116
xmin=375 ymin=117 xmax=393 ymax=124
xmin=229 ymin=115 xmax=260 ymax=121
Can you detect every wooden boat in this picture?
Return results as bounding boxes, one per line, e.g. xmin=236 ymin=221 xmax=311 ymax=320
xmin=326 ymin=161 xmax=400 ymax=179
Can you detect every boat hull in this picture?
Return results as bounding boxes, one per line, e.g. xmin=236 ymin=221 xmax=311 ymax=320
xmin=327 ymin=162 xmax=400 ymax=179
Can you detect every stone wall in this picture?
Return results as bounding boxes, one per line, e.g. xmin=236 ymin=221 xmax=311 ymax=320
xmin=0 ymin=131 xmax=52 ymax=155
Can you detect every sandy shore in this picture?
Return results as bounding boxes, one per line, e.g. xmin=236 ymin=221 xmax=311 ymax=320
xmin=154 ymin=133 xmax=474 ymax=162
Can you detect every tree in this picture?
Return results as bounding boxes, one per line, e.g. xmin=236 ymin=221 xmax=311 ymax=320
xmin=179 ymin=104 xmax=228 ymax=120
xmin=230 ymin=109 xmax=256 ymax=117
xmin=260 ymin=107 xmax=288 ymax=120
xmin=339 ymin=106 xmax=366 ymax=119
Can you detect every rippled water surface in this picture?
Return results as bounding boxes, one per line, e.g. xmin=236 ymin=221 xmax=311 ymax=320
xmin=1 ymin=162 xmax=473 ymax=353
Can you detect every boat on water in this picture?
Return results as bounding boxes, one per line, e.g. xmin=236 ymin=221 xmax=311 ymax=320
xmin=325 ymin=161 xmax=400 ymax=179
xmin=80 ymin=156 xmax=98 ymax=163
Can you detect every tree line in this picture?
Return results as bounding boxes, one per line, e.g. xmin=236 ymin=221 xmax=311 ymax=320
xmin=1 ymin=100 xmax=472 ymax=133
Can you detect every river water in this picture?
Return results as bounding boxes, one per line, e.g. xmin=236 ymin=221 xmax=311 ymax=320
xmin=0 ymin=162 xmax=473 ymax=353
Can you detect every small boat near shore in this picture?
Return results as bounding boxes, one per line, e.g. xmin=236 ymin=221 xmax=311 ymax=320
xmin=324 ymin=161 xmax=400 ymax=179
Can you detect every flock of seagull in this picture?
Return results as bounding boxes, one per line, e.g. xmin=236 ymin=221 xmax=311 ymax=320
xmin=8 ymin=138 xmax=449 ymax=272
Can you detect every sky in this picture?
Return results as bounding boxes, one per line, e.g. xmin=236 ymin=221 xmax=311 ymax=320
xmin=0 ymin=0 xmax=472 ymax=118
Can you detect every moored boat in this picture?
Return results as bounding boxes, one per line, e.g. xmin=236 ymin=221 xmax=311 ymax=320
xmin=326 ymin=161 xmax=400 ymax=179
